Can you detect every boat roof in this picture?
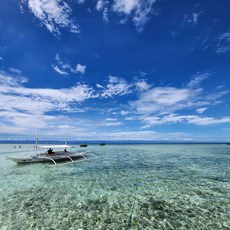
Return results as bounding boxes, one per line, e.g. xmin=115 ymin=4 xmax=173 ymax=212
xmin=37 ymin=145 xmax=71 ymax=149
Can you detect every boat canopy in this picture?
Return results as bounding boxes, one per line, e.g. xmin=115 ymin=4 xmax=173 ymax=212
xmin=36 ymin=145 xmax=71 ymax=149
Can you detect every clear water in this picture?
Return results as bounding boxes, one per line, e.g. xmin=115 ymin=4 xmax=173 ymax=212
xmin=0 ymin=144 xmax=229 ymax=229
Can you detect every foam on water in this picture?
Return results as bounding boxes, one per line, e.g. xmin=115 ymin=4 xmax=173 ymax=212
xmin=0 ymin=144 xmax=229 ymax=229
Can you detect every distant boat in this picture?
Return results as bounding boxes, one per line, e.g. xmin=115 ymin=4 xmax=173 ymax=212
xmin=99 ymin=143 xmax=105 ymax=146
xmin=80 ymin=144 xmax=88 ymax=147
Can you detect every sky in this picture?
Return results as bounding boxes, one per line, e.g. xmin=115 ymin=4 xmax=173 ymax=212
xmin=0 ymin=0 xmax=230 ymax=142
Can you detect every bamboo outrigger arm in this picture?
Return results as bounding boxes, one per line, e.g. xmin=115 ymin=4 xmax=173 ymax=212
xmin=37 ymin=156 xmax=57 ymax=165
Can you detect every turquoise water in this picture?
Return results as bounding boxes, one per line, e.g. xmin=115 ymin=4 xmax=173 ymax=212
xmin=0 ymin=144 xmax=229 ymax=229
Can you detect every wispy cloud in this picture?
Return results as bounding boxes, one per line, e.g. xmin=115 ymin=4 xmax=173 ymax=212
xmin=96 ymin=0 xmax=104 ymax=11
xmin=1 ymin=69 xmax=229 ymax=139
xmin=96 ymin=0 xmax=109 ymax=23
xmin=0 ymin=70 xmax=99 ymax=138
xmin=8 ymin=68 xmax=22 ymax=75
xmin=100 ymin=75 xmax=132 ymax=98
xmin=52 ymin=65 xmax=68 ymax=76
xmin=132 ymin=0 xmax=157 ymax=32
xmin=90 ymin=130 xmax=192 ymax=141
xmin=95 ymin=0 xmax=158 ymax=32
xmin=113 ymin=0 xmax=157 ymax=32
xmin=52 ymin=53 xmax=69 ymax=75
xmin=52 ymin=54 xmax=86 ymax=75
xmin=113 ymin=0 xmax=139 ymax=15
xmin=130 ymin=86 xmax=196 ymax=114
xmin=0 ymin=70 xmax=95 ymax=114
xmin=163 ymin=114 xmax=230 ymax=126
xmin=99 ymin=118 xmax=122 ymax=126
xmin=187 ymin=72 xmax=209 ymax=88
xmin=20 ymin=0 xmax=80 ymax=36
xmin=129 ymin=74 xmax=230 ymax=128
xmin=75 ymin=64 xmax=86 ymax=74
xmin=136 ymin=114 xmax=230 ymax=129
xmin=77 ymin=0 xmax=85 ymax=4
xmin=20 ymin=0 xmax=159 ymax=35
xmin=183 ymin=12 xmax=201 ymax=26
xmin=0 ymin=109 xmax=91 ymax=140
xmin=134 ymin=78 xmax=151 ymax=92
xmin=216 ymin=31 xmax=230 ymax=53
xmin=196 ymin=107 xmax=207 ymax=114
xmin=0 ymin=70 xmax=28 ymax=86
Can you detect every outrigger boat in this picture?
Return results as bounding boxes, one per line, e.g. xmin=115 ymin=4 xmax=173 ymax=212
xmin=7 ymin=145 xmax=96 ymax=165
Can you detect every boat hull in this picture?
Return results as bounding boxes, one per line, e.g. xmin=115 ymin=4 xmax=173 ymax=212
xmin=8 ymin=152 xmax=88 ymax=164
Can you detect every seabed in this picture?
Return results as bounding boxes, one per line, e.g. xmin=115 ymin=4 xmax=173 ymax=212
xmin=0 ymin=144 xmax=229 ymax=229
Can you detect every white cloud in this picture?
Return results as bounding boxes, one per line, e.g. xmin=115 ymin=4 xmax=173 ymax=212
xmin=163 ymin=114 xmax=230 ymax=126
xmin=77 ymin=0 xmax=85 ymax=4
xmin=135 ymin=79 xmax=151 ymax=92
xmin=130 ymin=87 xmax=195 ymax=114
xmin=96 ymin=83 xmax=105 ymax=89
xmin=1 ymin=69 xmax=229 ymax=140
xmin=183 ymin=12 xmax=201 ymax=25
xmin=113 ymin=0 xmax=157 ymax=32
xmin=95 ymin=0 xmax=158 ymax=32
xmin=120 ymin=110 xmax=129 ymax=116
xmin=90 ymin=130 xmax=192 ymax=141
xmin=130 ymin=73 xmax=226 ymax=116
xmin=0 ymin=70 xmax=28 ymax=86
xmin=196 ymin=107 xmax=207 ymax=114
xmin=129 ymin=74 xmax=230 ymax=128
xmin=99 ymin=118 xmax=123 ymax=126
xmin=20 ymin=0 xmax=80 ymax=36
xmin=102 ymin=7 xmax=109 ymax=23
xmin=96 ymin=0 xmax=109 ymax=23
xmin=106 ymin=118 xmax=118 ymax=121
xmin=8 ymin=68 xmax=22 ymax=75
xmin=75 ymin=64 xmax=87 ymax=74
xmin=100 ymin=75 xmax=132 ymax=98
xmin=52 ymin=65 xmax=68 ymax=76
xmin=187 ymin=73 xmax=209 ymax=88
xmin=192 ymin=13 xmax=199 ymax=24
xmin=132 ymin=0 xmax=156 ymax=32
xmin=188 ymin=116 xmax=230 ymax=125
xmin=113 ymin=0 xmax=139 ymax=15
xmin=0 ymin=109 xmax=91 ymax=140
xmin=52 ymin=54 xmax=86 ymax=75
xmin=216 ymin=32 xmax=230 ymax=53
xmin=21 ymin=0 xmax=158 ymax=34
xmin=96 ymin=0 xmax=104 ymax=11
xmin=100 ymin=121 xmax=122 ymax=127
xmin=139 ymin=71 xmax=147 ymax=77
xmin=0 ymin=71 xmax=96 ymax=114
xmin=0 ymin=70 xmax=101 ymax=138
xmin=137 ymin=114 xmax=230 ymax=128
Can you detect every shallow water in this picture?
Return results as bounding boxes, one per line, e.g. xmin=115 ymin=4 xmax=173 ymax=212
xmin=0 ymin=144 xmax=229 ymax=229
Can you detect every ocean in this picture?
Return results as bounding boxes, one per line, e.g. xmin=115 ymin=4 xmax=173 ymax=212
xmin=0 ymin=144 xmax=229 ymax=229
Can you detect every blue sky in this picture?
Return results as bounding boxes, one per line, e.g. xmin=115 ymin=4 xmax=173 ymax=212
xmin=0 ymin=0 xmax=230 ymax=142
